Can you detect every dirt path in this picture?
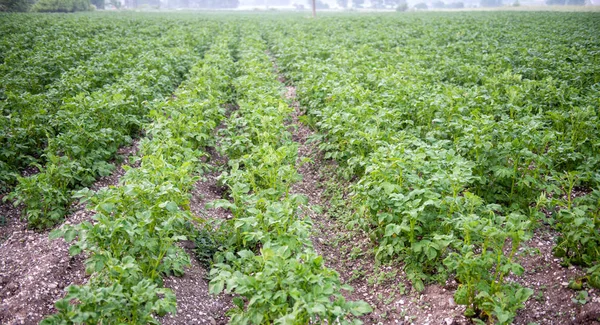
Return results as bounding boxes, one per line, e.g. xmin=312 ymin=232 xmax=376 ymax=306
xmin=275 ymin=72 xmax=441 ymax=325
xmin=159 ymin=165 xmax=233 ymax=325
xmin=159 ymin=115 xmax=235 ymax=325
xmin=0 ymin=142 xmax=139 ymax=325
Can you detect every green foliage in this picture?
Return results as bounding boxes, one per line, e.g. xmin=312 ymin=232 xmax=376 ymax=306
xmin=211 ymin=245 xmax=369 ymax=324
xmin=266 ymin=12 xmax=599 ymax=324
xmin=551 ymin=175 xmax=600 ymax=268
xmin=444 ymin=214 xmax=532 ymax=323
xmin=1 ymin=16 xmax=153 ymax=190
xmin=3 ymin=11 xmax=599 ymax=325
xmin=208 ymin=30 xmax=371 ymax=324
xmin=586 ymin=264 xmax=600 ymax=289
xmin=572 ymin=291 xmax=589 ymax=305
xmin=43 ymin=35 xmax=235 ymax=323
xmin=4 ymin=17 xmax=212 ymax=228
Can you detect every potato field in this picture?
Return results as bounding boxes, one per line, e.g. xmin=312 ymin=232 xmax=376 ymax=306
xmin=0 ymin=11 xmax=599 ymax=325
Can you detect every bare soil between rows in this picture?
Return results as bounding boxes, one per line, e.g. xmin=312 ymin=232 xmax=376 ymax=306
xmin=159 ymin=122 xmax=234 ymax=325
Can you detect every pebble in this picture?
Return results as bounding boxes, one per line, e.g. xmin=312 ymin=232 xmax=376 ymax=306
xmin=448 ymin=297 xmax=457 ymax=307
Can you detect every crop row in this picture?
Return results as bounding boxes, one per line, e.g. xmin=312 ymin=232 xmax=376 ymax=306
xmin=1 ymin=21 xmax=212 ymax=193
xmin=265 ymin=13 xmax=599 ymax=323
xmin=1 ymin=15 xmax=133 ymax=96
xmin=45 ymin=35 xmax=235 ymax=324
xmin=205 ymin=30 xmax=372 ymax=324
xmin=6 ymin=23 xmax=215 ymax=229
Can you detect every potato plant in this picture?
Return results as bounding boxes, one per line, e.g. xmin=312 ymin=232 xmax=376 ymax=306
xmin=43 ymin=35 xmax=235 ymax=324
xmin=7 ymin=23 xmax=216 ymax=229
xmin=207 ymin=30 xmax=372 ymax=324
xmin=2 ymin=11 xmax=599 ymax=325
xmin=265 ymin=12 xmax=599 ymax=323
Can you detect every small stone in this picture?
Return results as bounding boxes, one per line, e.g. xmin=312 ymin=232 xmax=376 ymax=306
xmin=399 ymin=299 xmax=405 ymax=305
xmin=444 ymin=317 xmax=453 ymax=325
xmin=448 ymin=297 xmax=457 ymax=307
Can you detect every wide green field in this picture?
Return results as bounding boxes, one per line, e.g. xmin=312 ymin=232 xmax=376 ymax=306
xmin=0 ymin=11 xmax=599 ymax=325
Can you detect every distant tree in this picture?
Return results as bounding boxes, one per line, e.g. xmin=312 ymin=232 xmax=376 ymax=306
xmin=31 ymin=0 xmax=91 ymax=11
xmin=384 ymin=0 xmax=400 ymax=7
xmin=337 ymin=0 xmax=347 ymax=7
xmin=549 ymin=0 xmax=586 ymax=4
xmin=124 ymin=0 xmax=136 ymax=8
xmin=306 ymin=0 xmax=327 ymax=8
xmin=414 ymin=1 xmax=427 ymax=8
xmin=90 ymin=0 xmax=104 ymax=8
xmin=0 ymin=0 xmax=34 ymax=11
xmin=432 ymin=0 xmax=444 ymax=7
xmin=315 ymin=0 xmax=328 ymax=8
xmin=352 ymin=0 xmax=363 ymax=7
xmin=446 ymin=1 xmax=463 ymax=7
xmin=395 ymin=0 xmax=407 ymax=10
xmin=196 ymin=0 xmax=239 ymax=7
xmin=371 ymin=0 xmax=383 ymax=7
xmin=480 ymin=0 xmax=501 ymax=6
xmin=138 ymin=0 xmax=159 ymax=7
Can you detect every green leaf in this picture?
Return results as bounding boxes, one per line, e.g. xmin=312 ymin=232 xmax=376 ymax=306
xmin=63 ymin=228 xmax=76 ymax=242
xmin=233 ymin=297 xmax=245 ymax=309
xmin=69 ymin=245 xmax=82 ymax=256
xmin=209 ymin=280 xmax=224 ymax=295
xmin=311 ymin=303 xmax=326 ymax=314
xmin=351 ymin=301 xmax=372 ymax=315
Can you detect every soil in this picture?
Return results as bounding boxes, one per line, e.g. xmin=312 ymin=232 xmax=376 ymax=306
xmin=512 ymin=227 xmax=600 ymax=325
xmin=159 ymin=135 xmax=233 ymax=325
xmin=160 ymin=245 xmax=231 ymax=325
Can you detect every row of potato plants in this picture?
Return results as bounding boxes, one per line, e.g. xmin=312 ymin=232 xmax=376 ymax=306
xmin=0 ymin=19 xmax=199 ymax=193
xmin=1 ymin=15 xmax=136 ymax=191
xmin=6 ymin=22 xmax=216 ymax=229
xmin=206 ymin=30 xmax=372 ymax=324
xmin=264 ymin=13 xmax=599 ymax=323
xmin=0 ymin=15 xmax=123 ymax=96
xmin=44 ymin=35 xmax=235 ymax=324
